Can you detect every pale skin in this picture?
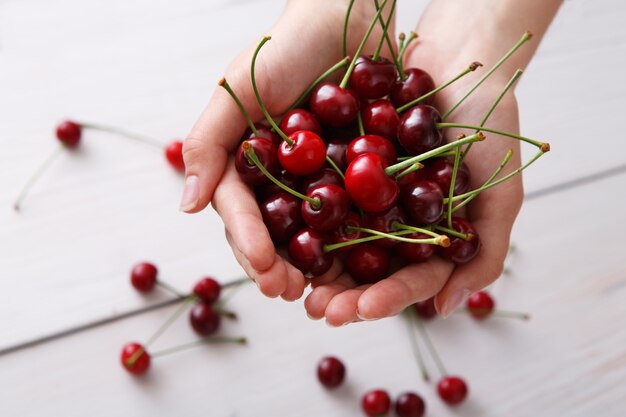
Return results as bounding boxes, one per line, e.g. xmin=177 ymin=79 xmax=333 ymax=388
xmin=179 ymin=0 xmax=563 ymax=325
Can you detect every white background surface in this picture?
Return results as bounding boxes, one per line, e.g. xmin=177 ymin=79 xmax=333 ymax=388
xmin=1 ymin=0 xmax=625 ymax=416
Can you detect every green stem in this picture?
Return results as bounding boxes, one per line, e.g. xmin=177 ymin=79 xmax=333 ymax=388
xmin=219 ymin=78 xmax=258 ymax=136
xmin=288 ymin=57 xmax=350 ymax=111
xmin=433 ymin=224 xmax=473 ymax=241
xmin=79 ymin=122 xmax=163 ymax=148
xmin=357 ymin=111 xmax=365 ymax=136
xmin=343 ymin=0 xmax=356 ymax=58
xmin=394 ymin=162 xmax=424 ymax=180
xmin=398 ymin=32 xmax=405 ymax=53
xmin=455 ymin=308 xmax=530 ymax=320
xmin=325 ymin=156 xmax=345 ymax=180
xmin=156 ymin=281 xmax=185 ymax=298
xmin=150 ymin=337 xmax=247 ymax=358
xmin=373 ymin=0 xmax=400 ymax=74
xmin=397 ymin=151 xmax=456 ymax=161
xmin=347 ymin=226 xmax=448 ymax=246
xmin=393 ymin=223 xmax=441 ymax=239
xmin=323 ymin=229 xmax=416 ymax=252
xmin=447 ymin=146 xmax=461 ymax=229
xmin=145 ymin=296 xmax=196 ymax=347
xmin=437 ymin=122 xmax=547 ymax=150
xmin=398 ymin=31 xmax=417 ymax=68
xmin=372 ymin=0 xmax=397 ymax=62
xmin=404 ymin=309 xmax=430 ymax=381
xmin=13 ymin=145 xmax=64 ymax=211
xmin=414 ymin=313 xmax=448 ymax=378
xmin=442 ymin=31 xmax=532 ymax=120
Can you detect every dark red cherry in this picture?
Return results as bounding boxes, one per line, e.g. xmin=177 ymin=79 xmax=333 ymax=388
xmin=395 ymin=392 xmax=426 ymax=417
xmin=164 ymin=140 xmax=185 ymax=172
xmin=437 ymin=217 xmax=481 ymax=264
xmin=414 ymin=297 xmax=438 ymax=320
xmin=391 ymin=68 xmax=436 ymax=107
xmin=243 ymin=124 xmax=281 ymax=148
xmin=328 ymin=211 xmax=363 ymax=252
xmin=346 ymin=244 xmax=390 ymax=284
xmin=310 ymin=82 xmax=360 ymax=128
xmin=362 ymin=389 xmax=392 ymax=417
xmin=260 ymin=192 xmax=303 ymax=243
xmin=401 ymin=181 xmax=444 ymax=225
xmin=426 ymin=157 xmax=471 ymax=196
xmin=56 ymin=120 xmax=82 ymax=148
xmin=466 ymin=291 xmax=495 ymax=319
xmin=236 ymin=138 xmax=278 ymax=186
xmin=300 ymin=168 xmax=343 ymax=195
xmin=346 ymin=135 xmax=397 ymax=166
xmin=397 ymin=169 xmax=428 ymax=193
xmin=193 ymin=277 xmax=221 ymax=304
xmin=317 ymin=356 xmax=346 ymax=389
xmin=326 ymin=138 xmax=349 ymax=171
xmin=345 ymin=153 xmax=399 ymax=213
xmin=361 ymin=99 xmax=400 ymax=141
xmin=130 ymin=262 xmax=158 ymax=293
xmin=365 ymin=205 xmax=407 ymax=248
xmin=120 ymin=342 xmax=150 ymax=375
xmin=278 ymin=131 xmax=326 ymax=176
xmin=302 ymin=185 xmax=350 ymax=232
xmin=398 ymin=105 xmax=443 ymax=155
xmin=257 ymin=169 xmax=300 ymax=200
xmin=280 ymin=109 xmax=322 ymax=136
xmin=189 ymin=301 xmax=221 ymax=336
xmin=348 ymin=56 xmax=397 ymax=99
xmin=397 ymin=232 xmax=436 ymax=263
xmin=288 ymin=228 xmax=333 ymax=277
xmin=437 ymin=376 xmax=468 ymax=405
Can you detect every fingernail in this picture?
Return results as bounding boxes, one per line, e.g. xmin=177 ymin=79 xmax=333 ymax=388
xmin=179 ymin=175 xmax=199 ymax=212
xmin=441 ymin=288 xmax=470 ymax=318
xmin=356 ymin=308 xmax=378 ymax=321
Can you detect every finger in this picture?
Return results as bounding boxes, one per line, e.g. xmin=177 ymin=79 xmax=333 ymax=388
xmin=280 ymin=262 xmax=306 ymax=302
xmin=325 ymin=287 xmax=367 ymax=327
xmin=304 ymin=274 xmax=356 ymax=320
xmin=309 ymin=257 xmax=344 ymax=288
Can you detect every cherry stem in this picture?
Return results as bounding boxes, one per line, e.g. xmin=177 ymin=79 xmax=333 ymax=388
xmin=250 ymin=36 xmax=293 ymax=146
xmin=392 ymin=223 xmax=441 ymax=239
xmin=459 ymin=69 xmax=524 ymax=165
xmin=357 ymin=111 xmax=365 ymax=136
xmin=347 ymin=226 xmax=449 ymax=246
xmin=243 ymin=141 xmax=321 ymax=209
xmin=326 ymin=156 xmax=345 ymax=180
xmin=288 ymin=57 xmax=351 ymax=111
xmin=396 ymin=62 xmax=482 ymax=113
xmin=394 ymin=162 xmax=424 ymax=180
xmin=455 ymin=308 xmax=530 ymax=321
xmin=145 ymin=296 xmax=196 ymax=348
xmin=452 ymin=150 xmax=513 ymax=213
xmin=219 ymin=78 xmax=258 ymax=136
xmin=214 ymin=306 xmax=238 ymax=320
xmin=437 ymin=122 xmax=548 ymax=150
xmin=343 ymin=0 xmax=356 ymax=58
xmin=433 ymin=224 xmax=473 ymax=241
xmin=373 ymin=0 xmax=400 ymax=70
xmin=442 ymin=31 xmax=532 ymax=120
xmin=156 ymin=281 xmax=185 ymax=298
xmin=150 ymin=336 xmax=247 ymax=359
xmin=372 ymin=0 xmax=397 ymax=62
xmin=397 ymin=31 xmax=418 ymax=79
xmin=397 ymin=151 xmax=456 ymax=161
xmin=339 ymin=0 xmax=389 ymax=89
xmin=403 ymin=309 xmax=430 ymax=381
xmin=398 ymin=32 xmax=405 ymax=53
xmin=79 ymin=122 xmax=163 ymax=148
xmin=413 ymin=312 xmax=448 ymax=378
xmin=216 ymin=277 xmax=251 ymax=307
xmin=446 ymin=146 xmax=461 ymax=229
xmin=323 ymin=229 xmax=416 ymax=252
xmin=13 ymin=145 xmax=64 ymax=211
xmin=385 ymin=132 xmax=485 ymax=176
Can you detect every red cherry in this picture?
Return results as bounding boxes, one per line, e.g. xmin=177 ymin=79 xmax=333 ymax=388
xmin=120 ymin=342 xmax=150 ymax=375
xmin=437 ymin=376 xmax=468 ymax=405
xmin=361 ymin=99 xmax=400 ymax=141
xmin=401 ymin=181 xmax=444 ymax=225
xmin=257 ymin=169 xmax=301 ymax=200
xmin=346 ymin=244 xmax=390 ymax=284
xmin=288 ymin=228 xmax=333 ymax=277
xmin=192 ymin=277 xmax=221 ymax=304
xmin=437 ymin=217 xmax=481 ymax=264
xmin=397 ymin=169 xmax=429 ymax=193
xmin=348 ymin=56 xmax=397 ymax=99
xmin=425 ymin=157 xmax=471 ymax=196
xmin=280 ymin=109 xmax=322 ymax=136
xmin=326 ymin=138 xmax=349 ymax=172
xmin=346 ymin=135 xmax=397 ymax=166
xmin=164 ymin=140 xmax=185 ymax=172
xmin=345 ymin=153 xmax=399 ymax=213
xmin=395 ymin=392 xmax=426 ymax=417
xmin=362 ymin=389 xmax=391 ymax=417
xmin=242 ymin=124 xmax=281 ymax=148
xmin=260 ymin=192 xmax=304 ymax=243
xmin=391 ymin=68 xmax=436 ymax=108
xmin=310 ymin=82 xmax=360 ymax=128
xmin=302 ymin=185 xmax=350 ymax=232
xmin=397 ymin=232 xmax=436 ymax=263
xmin=414 ymin=297 xmax=438 ymax=320
xmin=56 ymin=120 xmax=82 ymax=148
xmin=189 ymin=302 xmax=221 ymax=336
xmin=235 ymin=138 xmax=279 ymax=186
xmin=466 ymin=291 xmax=495 ymax=319
xmin=398 ymin=105 xmax=443 ymax=155
xmin=328 ymin=211 xmax=363 ymax=252
xmin=130 ymin=262 xmax=158 ymax=293
xmin=278 ymin=131 xmax=326 ymax=176
xmin=364 ymin=205 xmax=407 ymax=248
xmin=300 ymin=168 xmax=344 ymax=195
xmin=317 ymin=356 xmax=346 ymax=389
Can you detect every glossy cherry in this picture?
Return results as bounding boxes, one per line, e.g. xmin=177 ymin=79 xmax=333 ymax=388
xmin=328 ymin=212 xmax=362 ymax=252
xmin=414 ymin=297 xmax=438 ymax=320
xmin=397 ymin=169 xmax=428 ymax=192
xmin=426 ymin=157 xmax=471 ymax=196
xmin=391 ymin=68 xmax=436 ymax=108
xmin=401 ymin=181 xmax=444 ymax=225
xmin=300 ymin=168 xmax=343 ymax=195
xmin=326 ymin=138 xmax=349 ymax=171
xmin=317 ymin=356 xmax=346 ymax=389
xmin=361 ymin=100 xmax=400 ymax=141
xmin=280 ymin=109 xmax=322 ymax=136
xmin=278 ymin=131 xmax=326 ymax=176
xmin=362 ymin=389 xmax=392 ymax=417
xmin=437 ymin=376 xmax=468 ymax=405
xmin=189 ymin=301 xmax=221 ymax=336
xmin=348 ymin=56 xmax=396 ymax=99
xmin=395 ymin=392 xmax=426 ymax=417
xmin=193 ymin=277 xmax=221 ymax=304
xmin=365 ymin=205 xmax=407 ymax=248
xmin=288 ymin=228 xmax=333 ymax=277
xmin=260 ymin=192 xmax=303 ymax=243
xmin=302 ymin=185 xmax=349 ymax=232
xmin=398 ymin=105 xmax=443 ymax=155
xmin=346 ymin=244 xmax=390 ymax=284
xmin=437 ymin=217 xmax=481 ymax=264
xmin=164 ymin=140 xmax=185 ymax=172
xmin=397 ymin=232 xmax=436 ymax=263
xmin=466 ymin=290 xmax=495 ymax=319
xmin=345 ymin=153 xmax=399 ymax=213
xmin=56 ymin=120 xmax=82 ymax=148
xmin=120 ymin=342 xmax=150 ymax=375
xmin=309 ymin=82 xmax=360 ymax=128
xmin=242 ymin=124 xmax=281 ymax=148
xmin=130 ymin=262 xmax=158 ymax=293
xmin=346 ymin=135 xmax=397 ymax=166
xmin=236 ymin=138 xmax=279 ymax=186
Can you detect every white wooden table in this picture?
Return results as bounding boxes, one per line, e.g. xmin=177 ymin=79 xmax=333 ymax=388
xmin=1 ymin=0 xmax=625 ymax=416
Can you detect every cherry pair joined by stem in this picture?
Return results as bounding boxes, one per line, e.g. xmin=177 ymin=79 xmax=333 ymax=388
xmin=317 ymin=356 xmax=346 ymax=389
xmin=348 ymin=56 xmax=397 ymax=99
